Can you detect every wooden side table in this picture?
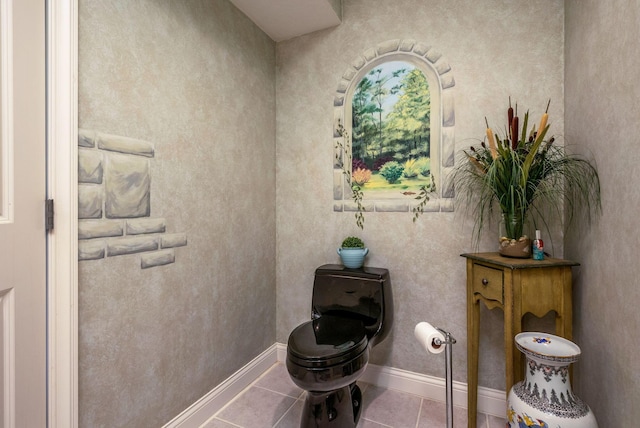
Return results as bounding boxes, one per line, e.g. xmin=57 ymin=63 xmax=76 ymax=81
xmin=461 ymin=252 xmax=579 ymax=426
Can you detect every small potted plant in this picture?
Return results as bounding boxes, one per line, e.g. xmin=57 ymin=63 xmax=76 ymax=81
xmin=337 ymin=236 xmax=369 ymax=268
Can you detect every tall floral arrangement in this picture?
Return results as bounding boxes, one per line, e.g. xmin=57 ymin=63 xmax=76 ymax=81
xmin=456 ymin=99 xmax=601 ymax=251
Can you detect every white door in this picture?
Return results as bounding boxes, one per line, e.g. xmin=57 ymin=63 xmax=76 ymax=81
xmin=0 ymin=0 xmax=47 ymax=426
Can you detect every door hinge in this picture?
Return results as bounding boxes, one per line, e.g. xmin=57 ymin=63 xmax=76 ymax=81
xmin=45 ymin=199 xmax=54 ymax=231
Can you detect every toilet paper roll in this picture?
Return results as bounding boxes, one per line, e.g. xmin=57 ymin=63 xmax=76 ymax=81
xmin=414 ymin=322 xmax=446 ymax=354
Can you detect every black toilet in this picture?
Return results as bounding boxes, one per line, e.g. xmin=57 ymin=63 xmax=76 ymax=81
xmin=286 ymin=264 xmax=394 ymax=427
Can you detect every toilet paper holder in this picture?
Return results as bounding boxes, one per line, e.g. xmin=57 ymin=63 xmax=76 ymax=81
xmin=432 ymin=326 xmax=457 ymax=347
xmin=437 ymin=327 xmax=456 ymax=428
xmin=418 ymin=325 xmax=457 ymax=428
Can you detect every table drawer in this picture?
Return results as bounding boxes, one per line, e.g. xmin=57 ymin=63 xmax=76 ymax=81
xmin=472 ymin=264 xmax=503 ymax=303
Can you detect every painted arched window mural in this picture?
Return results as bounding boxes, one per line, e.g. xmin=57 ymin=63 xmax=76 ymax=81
xmin=333 ymin=40 xmax=456 ymax=224
xmin=351 ymin=62 xmax=432 ymax=196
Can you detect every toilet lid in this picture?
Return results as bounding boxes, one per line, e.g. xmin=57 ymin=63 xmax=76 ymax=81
xmin=287 ymin=315 xmax=367 ymax=367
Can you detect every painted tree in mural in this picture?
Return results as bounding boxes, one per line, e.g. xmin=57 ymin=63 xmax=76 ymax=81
xmin=352 ymin=67 xmax=405 ymax=162
xmin=383 ymin=69 xmax=431 ymax=161
xmin=352 ymin=63 xmax=430 ymax=173
xmin=352 ymin=75 xmax=378 ymax=161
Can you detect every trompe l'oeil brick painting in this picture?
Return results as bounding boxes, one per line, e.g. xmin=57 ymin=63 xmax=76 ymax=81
xmin=78 ymin=129 xmax=187 ymax=269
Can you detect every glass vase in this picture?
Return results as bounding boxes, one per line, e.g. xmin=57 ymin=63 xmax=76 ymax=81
xmin=499 ymin=213 xmax=531 ymax=258
xmin=499 ymin=212 xmax=530 ymax=240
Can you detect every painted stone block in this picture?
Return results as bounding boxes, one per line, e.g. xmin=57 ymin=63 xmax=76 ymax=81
xmin=374 ymin=201 xmax=410 ymax=212
xmin=399 ymin=39 xmax=416 ymax=52
xmin=376 ymin=39 xmax=400 ymax=55
xmin=78 ymin=219 xmax=123 ymax=240
xmin=440 ymin=198 xmax=454 ymax=212
xmin=363 ymin=47 xmax=377 ymax=62
xmin=441 ymin=72 xmax=455 ymax=90
xmin=441 ymin=168 xmax=455 ymax=199
xmin=435 ymin=60 xmax=451 ymax=75
xmin=412 ymin=42 xmax=431 ymax=56
xmin=425 ymin=49 xmax=442 ymax=63
xmin=411 ymin=198 xmax=440 ymax=213
xmin=442 ymin=126 xmax=456 ymax=168
xmin=107 ymin=236 xmax=158 ymax=256
xmin=344 ymin=200 xmax=374 ymax=212
xmin=79 ymin=240 xmax=106 ymax=260
xmin=126 ymin=218 xmax=166 ymax=235
xmin=78 ymin=128 xmax=96 ymax=148
xmin=78 ymin=184 xmax=103 ymax=219
xmin=333 ymin=169 xmax=344 ymax=200
xmin=141 ymin=250 xmax=175 ymax=269
xmin=161 ymin=233 xmax=187 ymax=248
xmin=351 ymin=55 xmax=366 ymax=70
xmin=97 ymin=133 xmax=155 ymax=157
xmin=442 ymin=89 xmax=455 ymax=126
xmin=105 ymin=153 xmax=151 ymax=219
xmin=79 ymin=149 xmax=104 ymax=184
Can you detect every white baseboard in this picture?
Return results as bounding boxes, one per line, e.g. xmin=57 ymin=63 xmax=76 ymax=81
xmin=164 ymin=342 xmax=506 ymax=427
xmin=357 ymin=361 xmax=506 ymax=418
xmin=162 ymin=344 xmax=278 ymax=428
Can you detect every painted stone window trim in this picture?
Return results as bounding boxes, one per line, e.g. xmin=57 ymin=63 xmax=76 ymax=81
xmin=333 ymin=39 xmax=455 ymax=215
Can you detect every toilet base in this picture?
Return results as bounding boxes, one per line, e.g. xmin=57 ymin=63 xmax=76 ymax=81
xmin=300 ymin=383 xmax=362 ymax=428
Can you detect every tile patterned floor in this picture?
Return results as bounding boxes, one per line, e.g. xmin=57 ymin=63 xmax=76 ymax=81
xmin=203 ymin=362 xmax=507 ymax=428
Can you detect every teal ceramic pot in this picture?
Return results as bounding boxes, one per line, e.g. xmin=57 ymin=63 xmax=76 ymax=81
xmin=337 ymin=247 xmax=369 ymax=269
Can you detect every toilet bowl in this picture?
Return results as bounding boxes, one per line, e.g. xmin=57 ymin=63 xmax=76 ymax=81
xmin=286 ymin=264 xmax=393 ymax=427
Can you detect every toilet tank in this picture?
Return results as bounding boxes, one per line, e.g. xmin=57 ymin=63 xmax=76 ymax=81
xmin=311 ymin=264 xmax=393 ymax=347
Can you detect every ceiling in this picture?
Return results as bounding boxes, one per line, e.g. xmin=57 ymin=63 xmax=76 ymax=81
xmin=229 ymin=0 xmax=342 ymax=42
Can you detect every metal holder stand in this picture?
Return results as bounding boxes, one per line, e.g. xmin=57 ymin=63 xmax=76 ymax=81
xmin=432 ymin=328 xmax=457 ymax=428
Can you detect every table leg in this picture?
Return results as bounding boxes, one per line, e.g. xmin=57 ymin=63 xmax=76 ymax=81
xmin=504 ymin=307 xmax=515 ymax=395
xmin=557 ymin=267 xmax=573 ymax=340
xmin=467 ymin=298 xmax=480 ymax=427
xmin=504 ymin=268 xmax=524 ymax=391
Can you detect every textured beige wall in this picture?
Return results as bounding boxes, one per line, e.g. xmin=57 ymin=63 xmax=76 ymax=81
xmin=77 ymin=0 xmax=580 ymax=424
xmin=78 ymin=1 xmax=276 ymax=426
xmin=565 ymin=0 xmax=640 ymax=425
xmin=276 ymin=0 xmax=565 ymax=391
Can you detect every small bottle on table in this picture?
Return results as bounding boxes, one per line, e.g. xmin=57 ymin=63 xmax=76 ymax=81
xmin=533 ymin=230 xmax=544 ymax=260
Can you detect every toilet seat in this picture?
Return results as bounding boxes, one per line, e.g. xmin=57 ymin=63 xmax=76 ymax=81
xmin=287 ymin=315 xmax=368 ymax=368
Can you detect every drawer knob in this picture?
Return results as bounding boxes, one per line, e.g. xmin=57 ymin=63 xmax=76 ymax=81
xmin=481 ymin=278 xmax=489 ymax=286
